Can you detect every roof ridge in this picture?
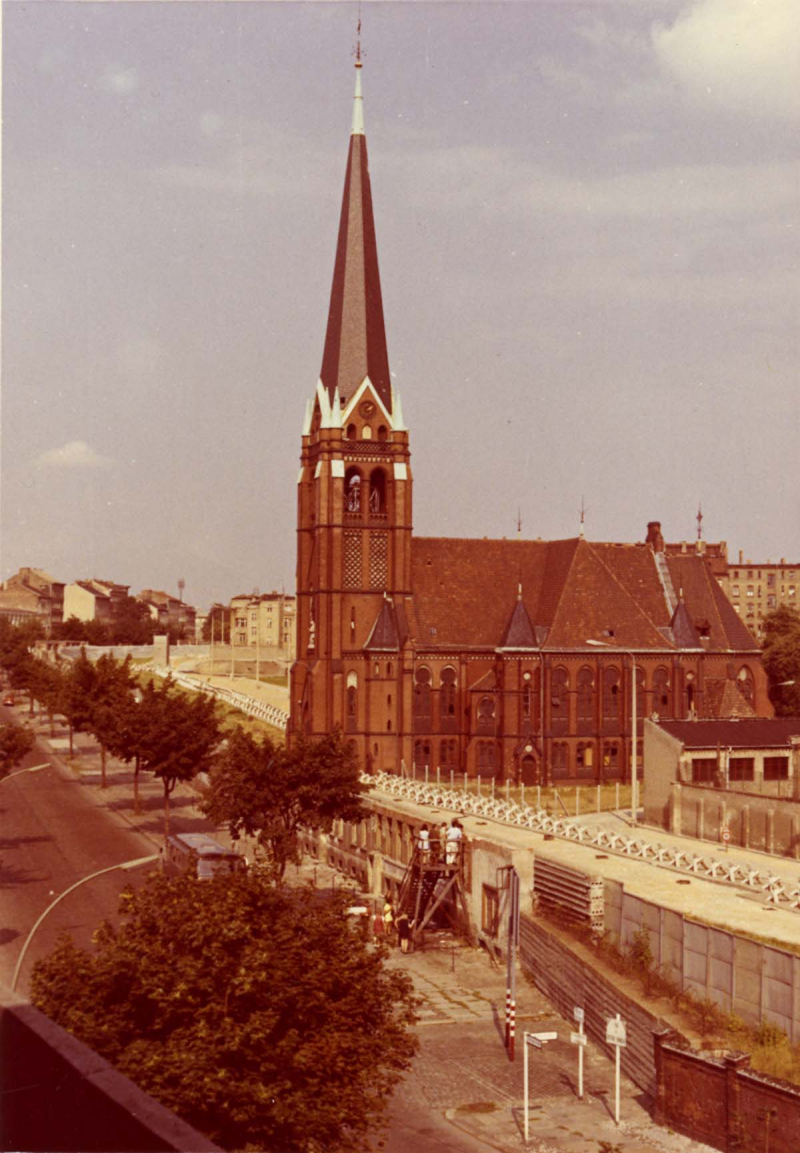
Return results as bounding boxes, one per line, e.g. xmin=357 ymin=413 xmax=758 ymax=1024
xmin=541 ymin=538 xmax=581 ymax=629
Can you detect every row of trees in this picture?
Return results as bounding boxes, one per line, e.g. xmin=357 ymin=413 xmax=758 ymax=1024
xmin=53 ymin=595 xmax=188 ymax=645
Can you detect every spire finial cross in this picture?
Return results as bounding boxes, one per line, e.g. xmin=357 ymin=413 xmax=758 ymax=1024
xmin=696 ymin=503 xmax=703 ymax=541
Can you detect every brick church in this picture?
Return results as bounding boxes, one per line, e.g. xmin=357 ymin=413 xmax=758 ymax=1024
xmin=289 ymin=61 xmax=770 ymax=785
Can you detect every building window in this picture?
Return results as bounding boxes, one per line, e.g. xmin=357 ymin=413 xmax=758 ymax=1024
xmin=552 ymin=742 xmax=569 ymax=776
xmin=764 ymin=756 xmax=789 ymax=781
xmin=346 ymin=422 xmax=356 ymax=439
xmin=440 ymin=739 xmax=457 ymax=769
xmin=737 ymin=667 xmax=755 ymax=706
xmin=602 ymin=742 xmax=619 ymax=772
xmin=482 ymin=884 xmax=500 ymax=938
xmin=732 ymin=586 xmax=740 ymax=597
xmin=368 ymin=468 xmax=387 ymax=515
xmin=369 ymin=532 xmax=388 ymax=589
xmin=346 ymin=681 xmax=357 ymax=733
xmin=729 ymin=757 xmax=754 ymax=782
xmin=692 ymin=757 xmax=716 ymax=784
xmin=477 ymin=695 xmax=496 ymax=734
xmin=414 ymin=739 xmax=431 ymax=772
xmin=746 ymin=586 xmax=754 ymax=597
xmin=577 ymin=667 xmax=594 ymax=734
xmin=551 ymin=667 xmax=569 ymax=734
xmin=653 ymin=667 xmax=671 ymax=716
xmin=602 ymin=666 xmax=620 ymax=727
xmin=413 ymin=667 xmax=432 ymax=731
xmin=576 ymin=742 xmax=594 ymax=773
xmin=440 ymin=666 xmax=458 ymax=733
xmin=344 ymin=468 xmax=362 ymax=514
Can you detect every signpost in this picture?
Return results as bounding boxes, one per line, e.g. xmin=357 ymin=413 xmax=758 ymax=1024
xmin=605 ymin=1014 xmax=627 ymax=1124
xmin=523 ymin=1032 xmax=557 ymax=1142
xmin=721 ymin=824 xmax=731 ymax=852
xmin=570 ymin=1006 xmax=586 ymax=1098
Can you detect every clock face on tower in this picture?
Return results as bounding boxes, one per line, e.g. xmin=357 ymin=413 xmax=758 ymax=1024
xmin=359 ymin=400 xmax=375 ymax=419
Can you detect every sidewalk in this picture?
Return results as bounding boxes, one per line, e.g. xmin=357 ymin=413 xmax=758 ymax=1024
xmin=381 ymin=940 xmax=715 ymax=1153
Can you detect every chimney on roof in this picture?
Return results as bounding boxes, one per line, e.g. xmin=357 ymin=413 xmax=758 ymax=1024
xmin=739 ymin=550 xmax=743 ymax=564
xmin=646 ymin=521 xmax=665 ymax=553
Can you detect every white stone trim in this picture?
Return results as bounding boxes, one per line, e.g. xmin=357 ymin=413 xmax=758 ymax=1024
xmin=393 ymin=462 xmax=408 ymax=480
xmin=341 ymin=375 xmax=392 ymax=427
xmin=314 ymin=461 xmax=323 ymax=479
xmin=297 ymin=467 xmax=305 ymax=485
xmin=331 ymin=460 xmax=345 ymax=478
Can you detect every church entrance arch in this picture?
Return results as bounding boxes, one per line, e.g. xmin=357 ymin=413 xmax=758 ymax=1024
xmin=520 ymin=753 xmax=538 ymax=786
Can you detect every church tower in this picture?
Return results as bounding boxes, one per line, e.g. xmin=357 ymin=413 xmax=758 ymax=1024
xmin=291 ymin=57 xmax=412 ymax=765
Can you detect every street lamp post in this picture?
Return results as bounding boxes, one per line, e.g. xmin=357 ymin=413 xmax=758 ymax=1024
xmin=12 ymin=854 xmax=159 ymax=992
xmin=0 ymin=762 xmax=50 ymax=785
xmin=587 ymin=640 xmax=639 ymax=824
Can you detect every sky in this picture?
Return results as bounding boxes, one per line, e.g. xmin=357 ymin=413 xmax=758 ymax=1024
xmin=2 ymin=0 xmax=798 ymax=612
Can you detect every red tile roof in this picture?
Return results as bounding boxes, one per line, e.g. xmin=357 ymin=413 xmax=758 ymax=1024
xmin=657 ymin=718 xmax=800 ymax=749
xmin=408 ymin=536 xmax=759 ymax=653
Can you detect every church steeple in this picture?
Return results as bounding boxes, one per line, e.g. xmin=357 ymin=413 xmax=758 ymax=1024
xmin=319 ymin=58 xmax=392 ymax=412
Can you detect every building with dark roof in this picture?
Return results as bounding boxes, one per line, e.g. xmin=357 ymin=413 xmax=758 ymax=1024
xmin=289 ymin=63 xmax=771 ymax=785
xmin=644 ymin=718 xmax=800 ymax=855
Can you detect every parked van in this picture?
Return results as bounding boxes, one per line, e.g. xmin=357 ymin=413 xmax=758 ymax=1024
xmin=161 ymin=832 xmax=246 ymax=880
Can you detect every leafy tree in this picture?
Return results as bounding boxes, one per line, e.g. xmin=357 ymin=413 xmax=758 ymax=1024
xmin=135 ymin=678 xmax=221 ymax=836
xmin=87 ymin=654 xmax=136 ymax=788
xmin=26 ymin=659 xmax=64 ymax=736
xmin=202 ymin=729 xmax=365 ymax=880
xmin=30 ymin=872 xmax=418 ymax=1153
xmin=109 ymin=596 xmax=155 ymax=645
xmin=762 ymin=606 xmax=800 ymax=716
xmin=58 ymin=650 xmax=98 ymax=758
xmin=202 ymin=604 xmax=230 ymax=643
xmin=0 ymin=619 xmax=41 ymax=694
xmin=0 ymin=722 xmax=36 ymax=778
xmin=53 ymin=615 xmax=90 ymax=642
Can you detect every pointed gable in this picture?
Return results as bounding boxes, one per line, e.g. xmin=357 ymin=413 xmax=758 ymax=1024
xmin=670 ymin=599 xmax=702 ymax=648
xmin=501 ymin=595 xmax=538 ymax=649
xmin=364 ymin=598 xmax=400 ymax=651
xmin=320 ymin=67 xmax=392 ymax=412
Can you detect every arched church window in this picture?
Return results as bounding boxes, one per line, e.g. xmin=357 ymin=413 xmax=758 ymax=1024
xmin=577 ymin=742 xmax=594 ymax=774
xmin=552 ymin=742 xmax=569 ymax=777
xmin=602 ymin=666 xmax=620 ymax=727
xmin=346 ymin=673 xmax=357 ymax=733
xmin=440 ymin=739 xmax=457 ymax=769
xmin=636 ymin=666 xmax=646 ymax=718
xmin=653 ymin=667 xmax=671 ymax=716
xmin=440 ymin=667 xmax=457 ymax=715
xmin=344 ymin=468 xmax=362 ymax=515
xmin=551 ymin=667 xmax=569 ymax=733
xmin=477 ymin=695 xmax=496 ymax=734
xmin=368 ymin=469 xmax=386 ymax=515
xmin=414 ymin=739 xmax=431 ymax=772
xmin=377 ymin=424 xmax=388 ymax=441
xmin=737 ymin=666 xmax=755 ymax=706
xmin=413 ymin=667 xmax=432 ymax=731
xmin=346 ymin=423 xmax=356 ymax=439
xmin=522 ymin=677 xmax=532 ymax=720
xmin=477 ymin=741 xmax=497 ymax=776
xmin=577 ymin=667 xmax=594 ymax=733
xmin=362 ymin=424 xmax=372 ymax=440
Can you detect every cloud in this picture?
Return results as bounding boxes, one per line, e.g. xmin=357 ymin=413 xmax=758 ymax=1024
xmin=99 ymin=65 xmax=139 ymax=97
xmin=653 ymin=0 xmax=800 ymax=120
xmin=36 ymin=441 xmax=113 ymax=469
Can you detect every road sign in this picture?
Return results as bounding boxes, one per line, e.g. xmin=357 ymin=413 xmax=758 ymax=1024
xmin=526 ymin=1036 xmax=542 ymax=1049
xmin=530 ymin=1031 xmax=557 ymax=1041
xmin=570 ymin=1031 xmax=587 ymax=1046
xmin=574 ymin=1006 xmax=584 ymax=1023
xmin=721 ymin=826 xmax=731 ymax=842
xmin=606 ymin=1017 xmax=627 ymax=1047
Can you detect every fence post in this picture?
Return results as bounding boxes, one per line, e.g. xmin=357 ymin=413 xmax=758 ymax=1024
xmin=437 ymin=766 xmax=441 ymax=788
xmin=506 ymin=779 xmax=511 ymax=805
xmin=491 ymin=777 xmax=495 ymax=800
xmin=478 ymin=775 xmax=482 ymax=797
xmin=616 ymin=781 xmax=620 ymax=810
xmin=464 ymin=771 xmax=468 ymax=797
xmin=450 ymin=769 xmax=454 ymax=791
xmin=521 ymin=782 xmax=526 ymax=808
xmin=537 ymin=785 xmax=541 ymax=810
xmin=576 ymin=787 xmax=579 ymax=817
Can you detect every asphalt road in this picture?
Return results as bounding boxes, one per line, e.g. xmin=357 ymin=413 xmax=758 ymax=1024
xmin=0 ymin=704 xmax=158 ymax=993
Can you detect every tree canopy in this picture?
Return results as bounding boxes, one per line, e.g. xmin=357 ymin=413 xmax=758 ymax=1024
xmin=0 ymin=722 xmax=36 ymax=778
xmin=30 ymin=871 xmax=418 ymax=1153
xmin=201 ymin=729 xmax=365 ymax=880
xmin=762 ymin=605 xmax=800 ymax=716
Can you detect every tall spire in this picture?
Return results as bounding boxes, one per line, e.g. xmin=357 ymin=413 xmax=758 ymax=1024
xmin=319 ymin=44 xmax=392 ymax=412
